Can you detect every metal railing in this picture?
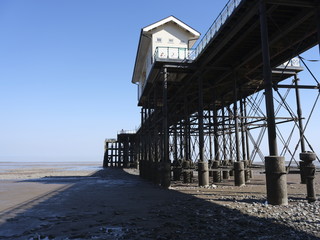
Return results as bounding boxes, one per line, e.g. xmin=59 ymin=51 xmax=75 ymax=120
xmin=154 ymin=47 xmax=194 ymax=61
xmin=152 ymin=0 xmax=243 ymax=63
xmin=192 ymin=0 xmax=242 ymax=60
xmin=118 ymin=129 xmax=136 ymax=134
xmin=278 ymin=58 xmax=301 ymax=68
xmin=143 ymin=0 xmax=300 ymax=101
xmin=152 ymin=0 xmax=300 ymax=69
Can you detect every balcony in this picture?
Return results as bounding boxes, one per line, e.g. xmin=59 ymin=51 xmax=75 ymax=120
xmin=278 ymin=58 xmax=301 ymax=68
xmin=153 ymin=47 xmax=195 ymax=62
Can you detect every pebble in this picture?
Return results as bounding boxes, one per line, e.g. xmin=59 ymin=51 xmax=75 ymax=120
xmin=228 ymin=198 xmax=320 ymax=239
xmin=99 ymin=196 xmax=320 ymax=240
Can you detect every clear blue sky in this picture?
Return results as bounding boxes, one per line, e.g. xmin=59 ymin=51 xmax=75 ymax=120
xmin=0 ymin=0 xmax=319 ymax=162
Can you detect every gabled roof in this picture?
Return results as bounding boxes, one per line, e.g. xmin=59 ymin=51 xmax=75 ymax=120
xmin=142 ymin=15 xmax=200 ymax=36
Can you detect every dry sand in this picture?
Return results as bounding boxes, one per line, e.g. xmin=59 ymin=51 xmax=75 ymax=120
xmin=0 ymin=162 xmax=319 ymax=240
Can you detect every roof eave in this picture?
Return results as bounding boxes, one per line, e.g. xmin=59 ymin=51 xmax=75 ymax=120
xmin=143 ymin=15 xmax=200 ymax=37
xmin=131 ymin=29 xmax=145 ymax=84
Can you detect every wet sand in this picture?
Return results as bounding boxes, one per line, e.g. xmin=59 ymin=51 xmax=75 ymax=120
xmin=0 ymin=162 xmax=319 ymax=239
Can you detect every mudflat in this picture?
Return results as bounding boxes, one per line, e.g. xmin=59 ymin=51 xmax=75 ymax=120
xmin=0 ymin=162 xmax=319 ymax=240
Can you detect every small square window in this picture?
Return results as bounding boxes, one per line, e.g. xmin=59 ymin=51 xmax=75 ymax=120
xmin=168 ymin=38 xmax=174 ymax=44
xmin=156 ymin=38 xmax=162 ymax=43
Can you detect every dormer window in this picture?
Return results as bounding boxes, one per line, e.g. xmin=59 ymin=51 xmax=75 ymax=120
xmin=156 ymin=38 xmax=162 ymax=43
xmin=168 ymin=38 xmax=174 ymax=44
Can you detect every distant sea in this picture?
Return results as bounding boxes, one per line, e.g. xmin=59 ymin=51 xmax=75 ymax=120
xmin=0 ymin=160 xmax=318 ymax=169
xmin=0 ymin=161 xmax=103 ymax=172
xmin=0 ymin=155 xmax=102 ymax=163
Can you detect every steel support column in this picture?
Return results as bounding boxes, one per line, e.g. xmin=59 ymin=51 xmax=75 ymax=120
xmin=228 ymin=108 xmax=233 ymax=162
xmin=103 ymin=141 xmax=109 ymax=168
xmin=163 ymin=69 xmax=169 ymax=163
xmin=179 ymin=122 xmax=183 ymax=159
xmin=172 ymin=124 xmax=181 ymax=180
xmin=147 ymin=105 xmax=152 ymax=180
xmin=183 ymin=97 xmax=193 ymax=183
xmin=259 ymin=0 xmax=278 ymax=156
xmin=111 ymin=143 xmax=114 ymax=167
xmin=213 ymin=96 xmax=220 ymax=161
xmin=228 ymin=105 xmax=234 ymax=177
xmin=244 ymin=98 xmax=250 ymax=163
xmin=153 ymin=90 xmax=159 ymax=166
xmin=173 ymin=124 xmax=178 ymax=162
xmin=198 ymin=78 xmax=205 ymax=163
xmin=208 ymin=110 xmax=213 ymax=160
xmin=233 ymin=80 xmax=241 ymax=162
xmin=212 ymin=93 xmax=222 ymax=182
xmin=118 ymin=139 xmax=121 ymax=167
xmin=240 ymin=97 xmax=251 ymax=182
xmin=140 ymin=108 xmax=146 ymax=178
xmin=234 ymin=79 xmax=245 ymax=186
xmin=154 ymin=124 xmax=161 ymax=184
xmin=295 ymin=74 xmax=306 ymax=153
xmin=172 ymin=124 xmax=181 ymax=181
xmin=143 ymin=108 xmax=148 ymax=174
xmin=221 ymin=101 xmax=227 ymax=161
xmin=222 ymin=101 xmax=230 ymax=180
xmin=240 ymin=97 xmax=246 ymax=161
xmin=184 ymin=97 xmax=190 ymax=161
xmin=198 ymin=77 xmax=209 ymax=186
xmin=148 ymin=106 xmax=152 ymax=161
xmin=244 ymin=98 xmax=252 ymax=180
xmin=294 ymin=74 xmax=317 ymax=201
xmin=161 ymin=67 xmax=171 ymax=188
xmin=124 ymin=137 xmax=129 ymax=168
xmin=260 ymin=0 xmax=288 ymax=205
xmin=144 ymin=108 xmax=148 ymax=170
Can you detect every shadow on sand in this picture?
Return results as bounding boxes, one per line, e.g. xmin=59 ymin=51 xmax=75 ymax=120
xmin=0 ymin=168 xmax=318 ymax=240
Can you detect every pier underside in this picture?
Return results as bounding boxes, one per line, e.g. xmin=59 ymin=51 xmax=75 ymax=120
xmin=106 ymin=0 xmax=320 ymax=205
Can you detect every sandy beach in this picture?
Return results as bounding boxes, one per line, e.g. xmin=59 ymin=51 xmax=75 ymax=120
xmin=0 ymin=162 xmax=319 ymax=240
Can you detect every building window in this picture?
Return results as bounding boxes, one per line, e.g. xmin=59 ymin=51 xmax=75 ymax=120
xmin=156 ymin=38 xmax=162 ymax=43
xmin=180 ymin=40 xmax=186 ymax=44
xmin=168 ymin=38 xmax=174 ymax=44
